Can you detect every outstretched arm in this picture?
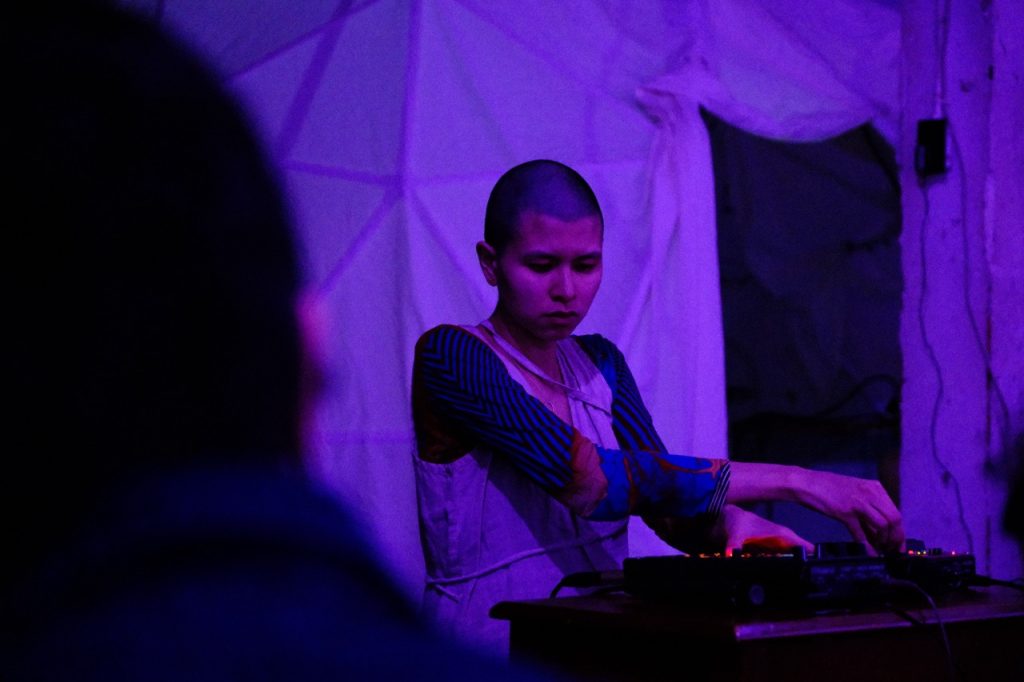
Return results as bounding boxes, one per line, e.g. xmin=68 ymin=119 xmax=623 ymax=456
xmin=575 ymin=335 xmax=902 ymax=555
xmin=413 ymin=325 xmax=729 ymax=521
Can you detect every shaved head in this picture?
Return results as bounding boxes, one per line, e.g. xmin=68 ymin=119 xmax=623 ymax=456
xmin=484 ymin=159 xmax=603 ymax=253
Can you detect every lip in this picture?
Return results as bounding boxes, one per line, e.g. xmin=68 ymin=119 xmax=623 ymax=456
xmin=544 ymin=312 xmax=578 ymax=321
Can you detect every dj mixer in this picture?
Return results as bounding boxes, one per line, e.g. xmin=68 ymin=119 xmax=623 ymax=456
xmin=622 ymin=540 xmax=975 ymax=608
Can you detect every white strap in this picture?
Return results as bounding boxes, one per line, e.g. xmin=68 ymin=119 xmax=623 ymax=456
xmin=477 ymin=320 xmax=608 ymax=412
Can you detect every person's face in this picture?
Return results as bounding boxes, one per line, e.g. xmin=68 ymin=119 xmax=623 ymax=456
xmin=478 ymin=210 xmax=603 ymax=344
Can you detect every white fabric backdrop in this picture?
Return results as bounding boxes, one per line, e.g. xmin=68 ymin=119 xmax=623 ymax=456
xmin=132 ymin=0 xmax=898 ymax=597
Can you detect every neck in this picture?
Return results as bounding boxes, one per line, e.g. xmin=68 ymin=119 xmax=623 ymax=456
xmin=488 ymin=311 xmax=561 ymax=379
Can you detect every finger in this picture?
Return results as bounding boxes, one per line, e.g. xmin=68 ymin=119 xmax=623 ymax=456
xmin=868 ymin=481 xmax=901 ymax=521
xmin=866 ymin=485 xmax=902 ymax=531
xmin=843 ymin=512 xmax=882 ymax=556
xmin=863 ymin=522 xmax=890 ymax=555
xmin=865 ymin=514 xmax=906 ymax=555
xmin=871 ymin=516 xmax=902 ymax=553
xmin=862 ymin=507 xmax=893 ymax=552
xmin=843 ymin=516 xmax=874 ymax=555
xmin=865 ymin=497 xmax=904 ymax=552
xmin=872 ymin=516 xmax=903 ymax=553
xmin=853 ymin=502 xmax=891 ymax=549
xmin=741 ymin=535 xmax=803 ymax=553
xmin=868 ymin=498 xmax=905 ymax=551
xmin=789 ymin=532 xmax=814 ymax=553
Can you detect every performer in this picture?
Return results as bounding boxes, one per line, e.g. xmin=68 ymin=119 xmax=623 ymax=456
xmin=411 ymin=159 xmax=903 ymax=652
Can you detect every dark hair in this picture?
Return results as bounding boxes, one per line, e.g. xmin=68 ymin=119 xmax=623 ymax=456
xmin=484 ymin=159 xmax=603 ymax=252
xmin=5 ymin=2 xmax=300 ymax=562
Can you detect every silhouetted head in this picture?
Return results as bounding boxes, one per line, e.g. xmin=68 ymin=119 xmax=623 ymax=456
xmin=5 ymin=2 xmax=301 ymax=568
xmin=484 ymin=160 xmax=603 ymax=254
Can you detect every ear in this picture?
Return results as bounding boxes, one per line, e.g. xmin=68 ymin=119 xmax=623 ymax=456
xmin=295 ymin=291 xmax=328 ymax=458
xmin=476 ymin=240 xmax=499 ymax=287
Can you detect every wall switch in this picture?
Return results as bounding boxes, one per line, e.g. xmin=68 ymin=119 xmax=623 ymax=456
xmin=915 ymin=118 xmax=948 ymax=178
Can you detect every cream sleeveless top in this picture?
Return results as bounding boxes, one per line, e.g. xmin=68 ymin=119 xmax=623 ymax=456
xmin=414 ymin=322 xmax=628 ymax=654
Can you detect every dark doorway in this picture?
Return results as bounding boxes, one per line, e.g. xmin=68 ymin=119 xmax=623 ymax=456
xmin=703 ymin=109 xmax=902 ymax=543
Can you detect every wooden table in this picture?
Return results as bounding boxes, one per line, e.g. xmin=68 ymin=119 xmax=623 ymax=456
xmin=491 ymin=586 xmax=1024 ymax=681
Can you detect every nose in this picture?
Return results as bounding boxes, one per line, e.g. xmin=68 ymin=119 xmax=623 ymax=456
xmin=550 ymin=266 xmax=575 ymax=302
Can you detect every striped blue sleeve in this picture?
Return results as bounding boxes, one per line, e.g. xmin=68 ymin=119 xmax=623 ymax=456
xmin=414 ymin=325 xmax=729 ymax=520
xmin=576 ymin=334 xmax=730 ymax=521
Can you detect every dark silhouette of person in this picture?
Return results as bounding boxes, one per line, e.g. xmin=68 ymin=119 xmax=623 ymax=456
xmin=2 ymin=3 xmax=548 ymax=679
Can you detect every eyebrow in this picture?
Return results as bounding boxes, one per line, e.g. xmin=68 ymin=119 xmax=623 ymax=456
xmin=521 ymin=251 xmax=602 ymax=260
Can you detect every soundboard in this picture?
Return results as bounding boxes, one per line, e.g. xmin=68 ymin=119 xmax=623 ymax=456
xmin=622 ymin=540 xmax=975 ymax=608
